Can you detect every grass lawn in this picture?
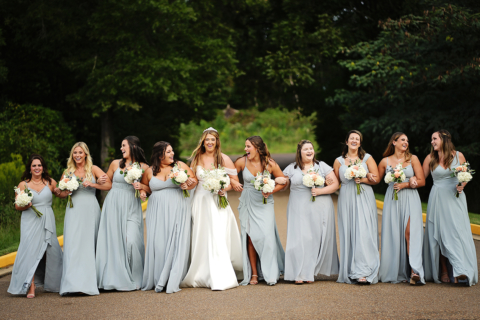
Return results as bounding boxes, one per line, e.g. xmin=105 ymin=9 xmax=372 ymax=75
xmin=374 ymin=193 xmax=480 ymax=225
xmin=0 ymin=197 xmax=67 ymax=256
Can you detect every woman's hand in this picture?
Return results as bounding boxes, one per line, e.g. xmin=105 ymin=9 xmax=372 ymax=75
xmin=262 ymin=192 xmax=273 ymax=199
xmin=366 ymin=173 xmax=377 ymax=183
xmin=180 ymin=182 xmax=189 ymax=190
xmin=186 ymin=177 xmax=196 ymax=187
xmin=311 ymin=187 xmax=323 ymax=197
xmin=393 ymin=182 xmax=407 ymax=191
xmin=218 ymin=189 xmax=225 ymax=197
xmin=97 ymin=174 xmax=108 ymax=185
xmin=53 ymin=188 xmax=62 ymax=196
xmin=231 ymin=179 xmax=243 ymax=192
xmin=355 ymin=178 xmax=361 ymax=184
xmin=325 ymin=176 xmax=334 ymax=186
xmin=275 ymin=177 xmax=287 ymax=185
xmin=83 ymin=180 xmax=93 ymax=188
xmin=409 ymin=176 xmax=418 ymax=188
xmin=133 ymin=181 xmax=142 ymax=190
xmin=456 ymin=182 xmax=466 ymax=193
xmin=140 ymin=191 xmax=147 ymax=201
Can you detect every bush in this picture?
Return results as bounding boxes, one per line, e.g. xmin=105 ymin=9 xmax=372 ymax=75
xmin=179 ymin=108 xmax=318 ymax=157
xmin=0 ymin=154 xmax=24 ymax=228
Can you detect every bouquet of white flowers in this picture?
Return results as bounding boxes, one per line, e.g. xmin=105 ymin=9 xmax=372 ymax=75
xmin=451 ymin=162 xmax=475 ymax=198
xmin=251 ymin=170 xmax=275 ymax=204
xmin=384 ymin=163 xmax=407 ymax=200
xmin=58 ymin=172 xmax=80 ymax=208
xmin=302 ymin=165 xmax=325 ymax=202
xmin=201 ymin=165 xmax=231 ymax=209
xmin=14 ymin=186 xmax=43 ymax=217
xmin=169 ymin=163 xmax=190 ymax=198
xmin=120 ymin=162 xmax=145 ymax=198
xmin=344 ymin=159 xmax=367 ymax=195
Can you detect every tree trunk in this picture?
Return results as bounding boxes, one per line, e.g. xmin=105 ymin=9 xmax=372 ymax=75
xmin=100 ymin=109 xmax=114 ymax=203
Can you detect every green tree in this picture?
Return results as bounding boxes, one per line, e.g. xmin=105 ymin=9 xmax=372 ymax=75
xmin=328 ymin=2 xmax=480 ymax=210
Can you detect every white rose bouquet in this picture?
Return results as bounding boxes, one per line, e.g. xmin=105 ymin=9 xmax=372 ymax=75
xmin=14 ymin=186 xmax=42 ymax=217
xmin=201 ymin=165 xmax=231 ymax=209
xmin=120 ymin=162 xmax=145 ymax=198
xmin=344 ymin=159 xmax=367 ymax=195
xmin=169 ymin=163 xmax=190 ymax=198
xmin=251 ymin=170 xmax=275 ymax=204
xmin=58 ymin=172 xmax=80 ymax=208
xmin=451 ymin=162 xmax=474 ymax=198
xmin=302 ymin=165 xmax=325 ymax=202
xmin=384 ymin=163 xmax=407 ymax=200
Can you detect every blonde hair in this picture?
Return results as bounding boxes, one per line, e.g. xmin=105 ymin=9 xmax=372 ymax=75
xmin=383 ymin=132 xmax=412 ymax=162
xmin=429 ymin=129 xmax=456 ymax=171
xmin=66 ymin=142 xmax=94 ymax=182
xmin=189 ymin=130 xmax=224 ymax=175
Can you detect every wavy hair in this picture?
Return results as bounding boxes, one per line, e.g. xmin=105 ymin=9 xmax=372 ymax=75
xmin=119 ymin=136 xmax=148 ymax=169
xmin=244 ymin=136 xmax=273 ymax=171
xmin=294 ymin=140 xmax=319 ymax=170
xmin=189 ymin=129 xmax=223 ymax=175
xmin=66 ymin=142 xmax=94 ymax=181
xmin=382 ymin=132 xmax=412 ymax=163
xmin=21 ymin=154 xmax=53 ymax=184
xmin=341 ymin=130 xmax=366 ymax=160
xmin=150 ymin=141 xmax=175 ymax=176
xmin=429 ymin=129 xmax=456 ymax=171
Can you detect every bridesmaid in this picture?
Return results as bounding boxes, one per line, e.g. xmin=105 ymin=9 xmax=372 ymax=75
xmin=8 ymin=154 xmax=63 ymax=298
xmin=57 ymin=142 xmax=111 ymax=295
xmin=233 ymin=136 xmax=286 ymax=285
xmin=422 ymin=129 xmax=478 ymax=286
xmin=377 ymin=133 xmax=426 ymax=285
xmin=282 ymin=140 xmax=340 ymax=284
xmin=333 ymin=130 xmax=380 ymax=284
xmin=96 ymin=136 xmax=149 ymax=291
xmin=140 ymin=142 xmax=196 ymax=293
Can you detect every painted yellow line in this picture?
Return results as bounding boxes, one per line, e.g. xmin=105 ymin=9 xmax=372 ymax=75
xmin=0 ymin=236 xmax=64 ymax=269
xmin=376 ymin=200 xmax=479 ymax=235
xmin=142 ymin=200 xmax=148 ymax=211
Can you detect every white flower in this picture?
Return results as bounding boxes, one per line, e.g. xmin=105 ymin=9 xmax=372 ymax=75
xmin=15 ymin=191 xmax=33 ymax=207
xmin=384 ymin=173 xmax=394 ymax=184
xmin=303 ymin=174 xmax=314 ymax=187
xmin=175 ymin=171 xmax=188 ymax=183
xmin=314 ymin=175 xmax=325 ymax=186
xmin=458 ymin=171 xmax=473 ymax=183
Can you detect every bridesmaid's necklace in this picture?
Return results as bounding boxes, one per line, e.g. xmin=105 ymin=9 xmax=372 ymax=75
xmin=30 ymin=178 xmax=43 ymax=185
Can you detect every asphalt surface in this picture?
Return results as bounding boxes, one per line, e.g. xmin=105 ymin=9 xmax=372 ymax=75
xmin=1 ymin=191 xmax=480 ymax=319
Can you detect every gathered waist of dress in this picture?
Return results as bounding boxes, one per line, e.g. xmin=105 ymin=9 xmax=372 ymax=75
xmin=433 ymin=178 xmax=458 ymax=188
xmin=112 ymin=182 xmax=134 ymax=191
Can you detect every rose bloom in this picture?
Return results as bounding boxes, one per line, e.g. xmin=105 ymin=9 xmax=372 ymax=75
xmin=394 ymin=172 xmax=401 ymax=178
xmin=63 ymin=178 xmax=70 ymax=183
xmin=350 ymin=171 xmax=356 ymax=177
xmin=174 ymin=172 xmax=179 ymax=177
xmin=463 ymin=167 xmax=468 ymax=172
xmin=263 ymin=178 xmax=269 ymax=184
xmin=353 ymin=166 xmax=359 ymax=170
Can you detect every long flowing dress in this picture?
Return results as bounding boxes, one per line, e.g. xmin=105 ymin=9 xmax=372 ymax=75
xmin=283 ymin=162 xmax=339 ymax=282
xmin=379 ymin=160 xmax=425 ymax=284
xmin=8 ymin=182 xmax=63 ymax=295
xmin=423 ymin=151 xmax=478 ymax=286
xmin=96 ymin=168 xmax=145 ymax=291
xmin=142 ymin=177 xmax=191 ymax=293
xmin=337 ymin=154 xmax=380 ymax=284
xmin=181 ymin=166 xmax=243 ymax=290
xmin=60 ymin=177 xmax=101 ymax=295
xmin=238 ymin=159 xmax=285 ymax=285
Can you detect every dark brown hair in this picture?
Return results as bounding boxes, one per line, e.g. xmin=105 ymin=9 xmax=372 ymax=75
xmin=382 ymin=132 xmax=412 ymax=162
xmin=21 ymin=154 xmax=53 ymax=184
xmin=150 ymin=141 xmax=175 ymax=176
xmin=341 ymin=130 xmax=366 ymax=160
xmin=294 ymin=140 xmax=319 ymax=170
xmin=429 ymin=129 xmax=456 ymax=171
xmin=189 ymin=129 xmax=224 ymax=175
xmin=244 ymin=136 xmax=273 ymax=171
xmin=119 ymin=136 xmax=148 ymax=169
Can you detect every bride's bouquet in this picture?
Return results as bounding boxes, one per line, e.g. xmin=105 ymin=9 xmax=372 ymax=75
xmin=344 ymin=159 xmax=367 ymax=195
xmin=120 ymin=162 xmax=144 ymax=198
xmin=14 ymin=186 xmax=43 ymax=217
xmin=58 ymin=172 xmax=80 ymax=208
xmin=384 ymin=163 xmax=406 ymax=200
xmin=169 ymin=163 xmax=190 ymax=198
xmin=201 ymin=165 xmax=231 ymax=209
xmin=302 ymin=165 xmax=325 ymax=202
xmin=251 ymin=170 xmax=275 ymax=204
xmin=451 ymin=162 xmax=475 ymax=198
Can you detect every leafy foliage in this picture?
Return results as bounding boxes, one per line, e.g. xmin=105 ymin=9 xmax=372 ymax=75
xmin=179 ymin=108 xmax=318 ymax=157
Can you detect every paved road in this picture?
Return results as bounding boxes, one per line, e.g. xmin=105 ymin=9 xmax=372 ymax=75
xmin=1 ymin=191 xmax=480 ymax=319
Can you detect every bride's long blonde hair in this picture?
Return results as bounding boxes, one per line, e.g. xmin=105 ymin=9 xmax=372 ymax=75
xmin=189 ymin=129 xmax=224 ymax=175
xmin=66 ymin=142 xmax=94 ymax=181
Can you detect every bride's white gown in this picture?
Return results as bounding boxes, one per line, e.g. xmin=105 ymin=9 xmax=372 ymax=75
xmin=180 ymin=166 xmax=243 ymax=290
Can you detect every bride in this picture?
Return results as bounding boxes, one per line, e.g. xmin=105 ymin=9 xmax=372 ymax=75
xmin=180 ymin=127 xmax=243 ymax=290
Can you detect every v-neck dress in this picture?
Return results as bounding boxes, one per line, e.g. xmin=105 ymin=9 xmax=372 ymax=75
xmin=378 ymin=159 xmax=425 ymax=284
xmin=8 ymin=182 xmax=63 ymax=295
xmin=423 ymin=151 xmax=478 ymax=286
xmin=238 ymin=159 xmax=285 ymax=285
